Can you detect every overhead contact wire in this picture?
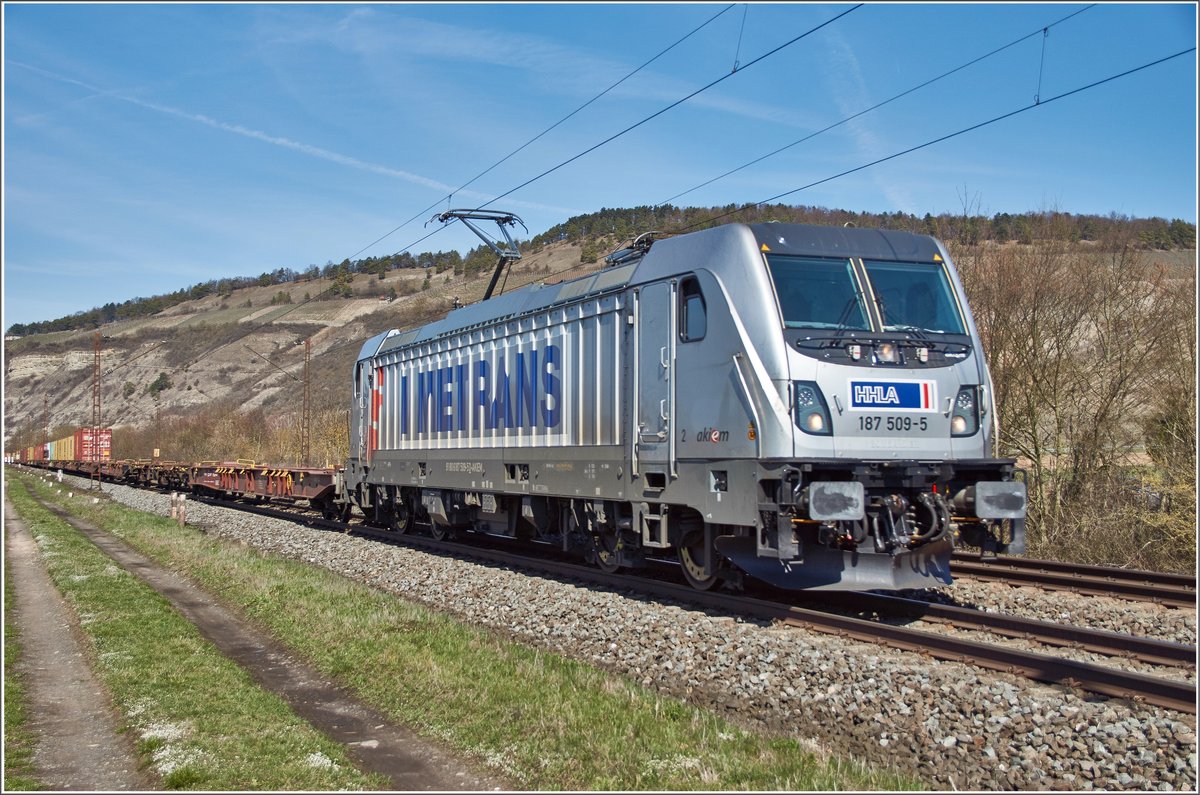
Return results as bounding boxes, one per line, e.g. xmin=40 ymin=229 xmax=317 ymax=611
xmin=103 ymin=5 xmax=832 ymax=380
xmin=202 ymin=5 xmax=739 ymax=348
xmin=465 ymin=4 xmax=864 ymax=214
xmin=343 ymin=3 xmax=736 ymax=262
xmin=125 ymin=6 xmax=738 ymax=379
xmin=656 ymin=4 xmax=1096 ymax=207
xmin=670 ymin=46 xmax=1197 ymax=235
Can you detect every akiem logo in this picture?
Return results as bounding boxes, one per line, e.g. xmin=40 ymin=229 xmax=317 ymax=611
xmin=849 ymin=380 xmax=937 ymax=411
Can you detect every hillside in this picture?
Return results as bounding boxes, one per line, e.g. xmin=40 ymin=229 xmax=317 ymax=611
xmin=2 ymin=237 xmax=599 ymax=453
xmin=4 ymin=204 xmax=1195 ymax=460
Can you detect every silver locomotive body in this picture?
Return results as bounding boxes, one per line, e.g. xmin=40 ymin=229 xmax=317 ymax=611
xmin=344 ymin=222 xmax=1025 ymax=591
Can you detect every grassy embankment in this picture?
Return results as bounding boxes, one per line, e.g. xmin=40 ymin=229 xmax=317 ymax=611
xmin=6 ymin=468 xmax=920 ymax=790
xmin=5 ymin=472 xmax=389 ymax=790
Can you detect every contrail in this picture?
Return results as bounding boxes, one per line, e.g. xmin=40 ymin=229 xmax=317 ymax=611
xmin=8 ymin=60 xmax=578 ymax=214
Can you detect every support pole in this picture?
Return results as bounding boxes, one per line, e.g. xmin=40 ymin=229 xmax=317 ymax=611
xmin=91 ymin=332 xmax=102 ymax=491
xmin=302 ymin=338 xmax=312 ymax=468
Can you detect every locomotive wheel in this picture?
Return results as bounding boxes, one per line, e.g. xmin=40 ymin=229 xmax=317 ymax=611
xmin=679 ymin=532 xmax=720 ymax=591
xmin=429 ymin=522 xmax=451 ymax=541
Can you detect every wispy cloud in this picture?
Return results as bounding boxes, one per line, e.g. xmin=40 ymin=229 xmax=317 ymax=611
xmin=273 ymin=9 xmax=826 ymax=131
xmin=6 ymin=59 xmax=580 ymax=216
xmin=821 ymin=31 xmax=917 ymax=213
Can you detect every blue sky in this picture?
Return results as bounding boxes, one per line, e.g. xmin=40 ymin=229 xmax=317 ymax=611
xmin=3 ymin=2 xmax=1196 ymax=329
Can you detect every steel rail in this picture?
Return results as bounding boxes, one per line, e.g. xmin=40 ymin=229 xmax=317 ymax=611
xmin=950 ymin=560 xmax=1195 ymax=609
xmin=34 ymin=475 xmax=1196 ymax=716
xmin=811 ymin=591 xmax=1195 ymax=668
xmin=953 ymin=551 xmax=1196 ymax=589
xmin=190 ymin=497 xmax=1197 ymax=714
xmin=397 ymin=533 xmax=1198 ymax=714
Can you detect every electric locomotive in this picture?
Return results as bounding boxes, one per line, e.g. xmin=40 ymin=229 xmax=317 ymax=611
xmin=341 ymin=220 xmax=1025 ymax=591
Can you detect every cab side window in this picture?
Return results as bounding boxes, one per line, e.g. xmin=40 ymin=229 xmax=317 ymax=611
xmin=680 ymin=278 xmax=706 ymax=342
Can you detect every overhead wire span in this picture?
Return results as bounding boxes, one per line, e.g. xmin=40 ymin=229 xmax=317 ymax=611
xmin=342 ymin=3 xmax=737 ymax=263
xmin=464 ymin=4 xmax=864 ymax=214
xmin=105 ymin=339 xmax=172 ymax=376
xmin=655 ymin=4 xmax=1096 ymax=208
xmin=1035 ymin=27 xmax=1050 ymax=104
xmin=667 ymin=45 xmax=1197 ymax=236
xmin=731 ymin=4 xmax=749 ymax=72
xmin=371 ymin=4 xmax=795 ymax=306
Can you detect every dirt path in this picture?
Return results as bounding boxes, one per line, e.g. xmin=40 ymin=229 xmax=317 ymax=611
xmin=29 ymin=495 xmax=504 ymax=791
xmin=4 ymin=499 xmax=149 ymax=791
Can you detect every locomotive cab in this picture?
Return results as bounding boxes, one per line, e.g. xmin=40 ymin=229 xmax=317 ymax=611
xmin=704 ymin=224 xmax=1025 ymax=590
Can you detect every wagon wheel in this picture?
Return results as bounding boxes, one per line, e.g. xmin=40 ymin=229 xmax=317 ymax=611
xmin=321 ymin=499 xmax=351 ymax=523
xmin=592 ymin=524 xmax=622 ymax=574
xmin=390 ymin=496 xmax=411 ymax=534
xmin=678 ymin=529 xmax=720 ymax=591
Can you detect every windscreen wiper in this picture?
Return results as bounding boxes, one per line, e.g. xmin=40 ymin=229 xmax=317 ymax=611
xmin=888 ymin=324 xmax=932 ymax=340
xmin=830 ymin=292 xmax=866 ymax=343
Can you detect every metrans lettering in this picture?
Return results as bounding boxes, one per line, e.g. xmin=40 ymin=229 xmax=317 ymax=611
xmin=391 ymin=343 xmax=562 ymax=436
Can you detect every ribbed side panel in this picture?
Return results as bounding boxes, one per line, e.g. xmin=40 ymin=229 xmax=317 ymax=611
xmin=372 ymin=294 xmax=624 ymax=452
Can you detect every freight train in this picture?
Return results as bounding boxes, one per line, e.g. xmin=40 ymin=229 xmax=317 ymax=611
xmin=12 ymin=428 xmax=111 ymax=464
xmin=12 ymin=221 xmax=1026 ymax=592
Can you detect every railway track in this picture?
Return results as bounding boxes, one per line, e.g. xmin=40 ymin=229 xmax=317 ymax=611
xmin=951 ymin=551 xmax=1196 ymax=609
xmin=191 ymin=493 xmax=1197 ymax=715
xmin=806 ymin=591 xmax=1195 ymax=669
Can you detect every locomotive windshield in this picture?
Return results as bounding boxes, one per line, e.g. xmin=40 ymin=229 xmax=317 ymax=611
xmin=862 ymin=260 xmax=966 ymax=335
xmin=766 ymin=254 xmax=966 ymax=335
xmin=766 ymin=256 xmax=871 ymax=330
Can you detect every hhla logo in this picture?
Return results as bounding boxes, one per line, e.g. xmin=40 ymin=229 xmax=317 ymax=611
xmin=850 ymin=380 xmax=936 ymax=410
xmin=854 ymin=385 xmax=900 ymax=404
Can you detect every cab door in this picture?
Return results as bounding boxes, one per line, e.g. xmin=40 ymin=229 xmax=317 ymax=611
xmin=634 ymin=281 xmax=676 ymax=477
xmin=353 ymin=360 xmax=370 ymax=463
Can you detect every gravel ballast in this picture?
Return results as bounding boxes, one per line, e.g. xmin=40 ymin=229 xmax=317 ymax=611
xmin=47 ymin=477 xmax=1200 ymax=791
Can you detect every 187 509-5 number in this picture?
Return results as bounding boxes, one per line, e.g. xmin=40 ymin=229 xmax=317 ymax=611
xmin=858 ymin=416 xmax=929 ymax=432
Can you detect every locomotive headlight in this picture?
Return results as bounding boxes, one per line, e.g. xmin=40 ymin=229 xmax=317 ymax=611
xmin=847 ymin=344 xmax=862 ymax=361
xmin=951 ymin=386 xmax=979 ymax=437
xmin=794 ymin=381 xmax=833 ymax=436
xmin=875 ymin=342 xmax=898 ymax=364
